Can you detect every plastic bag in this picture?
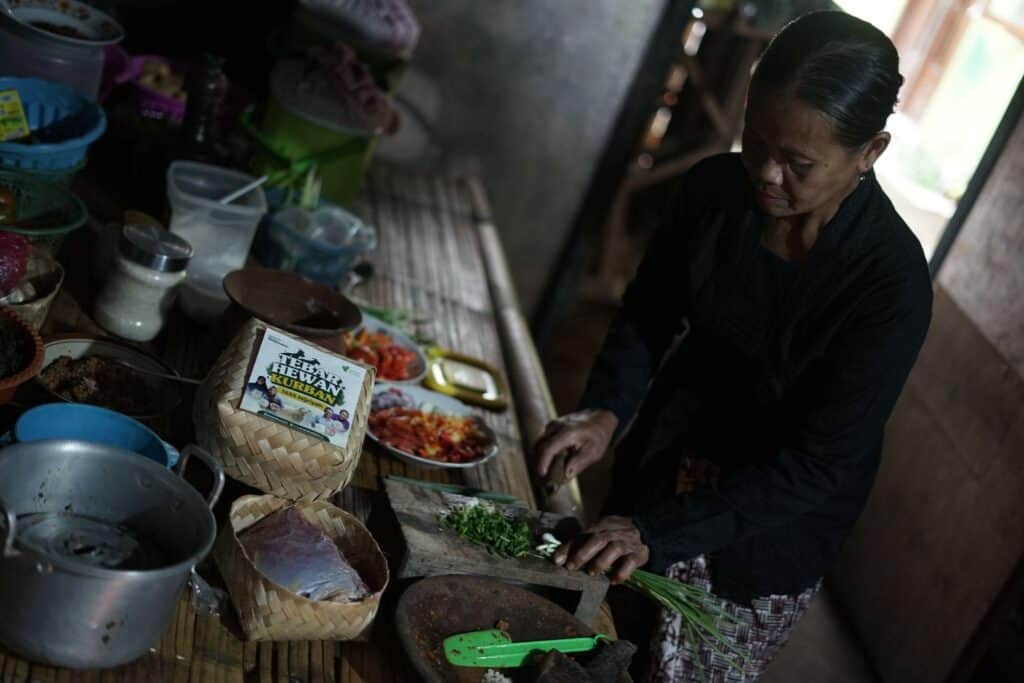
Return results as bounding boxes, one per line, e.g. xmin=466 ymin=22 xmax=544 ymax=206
xmin=299 ymin=0 xmax=421 ymax=59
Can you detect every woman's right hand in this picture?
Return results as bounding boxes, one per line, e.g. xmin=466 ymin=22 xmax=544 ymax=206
xmin=534 ymin=410 xmax=619 ymax=481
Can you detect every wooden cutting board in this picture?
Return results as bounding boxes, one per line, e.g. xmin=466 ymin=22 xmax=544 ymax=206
xmin=377 ymin=477 xmax=608 ymax=623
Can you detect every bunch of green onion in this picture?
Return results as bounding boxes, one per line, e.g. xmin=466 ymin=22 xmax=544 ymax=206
xmin=537 ymin=534 xmax=752 ymax=681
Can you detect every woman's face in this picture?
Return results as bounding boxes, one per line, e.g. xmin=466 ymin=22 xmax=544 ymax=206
xmin=741 ymin=87 xmax=888 ymax=218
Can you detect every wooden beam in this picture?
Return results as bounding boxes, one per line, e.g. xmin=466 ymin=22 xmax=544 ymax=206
xmin=469 ymin=178 xmax=585 ymax=518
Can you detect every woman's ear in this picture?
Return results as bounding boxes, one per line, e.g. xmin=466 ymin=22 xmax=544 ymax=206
xmin=858 ymin=131 xmax=891 ymax=174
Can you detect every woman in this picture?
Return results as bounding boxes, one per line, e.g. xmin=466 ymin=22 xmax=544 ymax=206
xmin=535 ymin=11 xmax=932 ymax=681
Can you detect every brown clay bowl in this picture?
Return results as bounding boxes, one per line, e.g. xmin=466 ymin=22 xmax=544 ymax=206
xmin=222 ymin=267 xmax=362 ymax=341
xmin=0 ymin=307 xmax=44 ymax=405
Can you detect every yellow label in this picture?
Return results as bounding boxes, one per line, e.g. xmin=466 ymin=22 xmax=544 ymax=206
xmin=0 ymin=90 xmax=30 ymax=142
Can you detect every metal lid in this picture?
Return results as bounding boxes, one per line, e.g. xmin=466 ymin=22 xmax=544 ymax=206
xmin=119 ymin=224 xmax=193 ymax=272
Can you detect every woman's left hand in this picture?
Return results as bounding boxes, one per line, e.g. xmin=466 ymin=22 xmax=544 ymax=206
xmin=552 ymin=516 xmax=650 ymax=584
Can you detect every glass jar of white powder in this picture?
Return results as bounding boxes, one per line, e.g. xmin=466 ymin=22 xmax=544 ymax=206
xmin=95 ymin=225 xmax=193 ymax=342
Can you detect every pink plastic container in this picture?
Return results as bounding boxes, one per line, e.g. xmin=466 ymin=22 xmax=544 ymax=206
xmin=101 ymin=46 xmax=187 ymax=123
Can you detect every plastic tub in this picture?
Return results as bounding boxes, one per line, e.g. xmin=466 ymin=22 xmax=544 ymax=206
xmin=253 ymin=95 xmax=377 ymax=207
xmin=14 ymin=158 xmax=86 ymax=188
xmin=254 ymin=202 xmax=376 ymax=288
xmin=166 ymin=161 xmax=267 ymax=321
xmin=0 ymin=77 xmax=106 ymax=171
xmin=0 ymin=13 xmax=108 ymax=100
xmin=14 ymin=403 xmax=178 ymax=468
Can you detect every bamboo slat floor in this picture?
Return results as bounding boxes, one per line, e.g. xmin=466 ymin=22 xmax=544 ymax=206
xmin=0 ymin=164 xmax=564 ymax=682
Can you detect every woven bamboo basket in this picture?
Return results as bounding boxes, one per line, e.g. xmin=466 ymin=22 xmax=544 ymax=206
xmin=8 ymin=247 xmax=63 ymax=331
xmin=215 ymin=494 xmax=389 ymax=641
xmin=193 ymin=318 xmax=374 ymax=501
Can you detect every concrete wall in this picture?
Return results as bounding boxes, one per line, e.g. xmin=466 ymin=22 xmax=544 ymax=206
xmin=379 ymin=1 xmax=669 ymax=315
xmin=831 ymin=105 xmax=1024 ymax=682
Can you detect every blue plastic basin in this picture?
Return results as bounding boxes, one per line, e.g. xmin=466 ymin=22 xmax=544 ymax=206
xmin=14 ymin=403 xmax=178 ymax=467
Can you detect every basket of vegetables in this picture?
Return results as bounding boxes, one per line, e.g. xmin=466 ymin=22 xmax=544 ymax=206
xmin=0 ymin=307 xmax=44 ymax=404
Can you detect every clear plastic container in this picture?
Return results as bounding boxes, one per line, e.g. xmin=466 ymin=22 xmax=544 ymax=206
xmin=166 ymin=161 xmax=267 ymax=322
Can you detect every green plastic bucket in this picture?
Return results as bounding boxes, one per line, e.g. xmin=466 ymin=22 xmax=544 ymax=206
xmin=254 ymin=97 xmax=377 ymax=206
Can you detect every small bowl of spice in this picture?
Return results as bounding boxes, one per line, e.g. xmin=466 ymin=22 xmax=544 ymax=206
xmin=0 ymin=307 xmax=44 ymax=404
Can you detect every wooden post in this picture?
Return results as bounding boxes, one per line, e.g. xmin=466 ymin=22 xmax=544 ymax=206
xmin=468 ymin=178 xmax=586 ymax=519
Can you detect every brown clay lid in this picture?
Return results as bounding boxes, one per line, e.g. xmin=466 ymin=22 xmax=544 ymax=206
xmin=222 ymin=267 xmax=362 ymax=338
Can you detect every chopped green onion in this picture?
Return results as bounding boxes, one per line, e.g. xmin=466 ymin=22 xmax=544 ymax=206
xmin=442 ymin=503 xmax=533 ymax=558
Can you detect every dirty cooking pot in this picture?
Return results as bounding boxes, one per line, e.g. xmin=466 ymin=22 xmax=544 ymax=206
xmin=0 ymin=440 xmax=223 ymax=669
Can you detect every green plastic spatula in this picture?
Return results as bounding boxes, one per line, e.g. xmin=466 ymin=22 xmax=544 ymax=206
xmin=443 ymin=629 xmax=611 ymax=668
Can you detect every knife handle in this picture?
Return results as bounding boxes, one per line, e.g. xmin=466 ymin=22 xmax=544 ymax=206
xmin=544 ymin=449 xmax=570 ymax=496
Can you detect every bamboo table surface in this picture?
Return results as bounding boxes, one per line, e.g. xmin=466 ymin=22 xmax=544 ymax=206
xmin=0 ymin=163 xmax=583 ymax=682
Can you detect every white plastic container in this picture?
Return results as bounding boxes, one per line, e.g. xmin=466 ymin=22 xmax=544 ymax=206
xmin=95 ymin=224 xmax=193 ymax=342
xmin=166 ymin=161 xmax=267 ymax=322
xmin=0 ymin=14 xmax=107 ymax=100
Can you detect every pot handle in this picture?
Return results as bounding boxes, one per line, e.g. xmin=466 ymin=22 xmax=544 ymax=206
xmin=176 ymin=445 xmax=225 ymax=510
xmin=0 ymin=497 xmax=17 ymax=558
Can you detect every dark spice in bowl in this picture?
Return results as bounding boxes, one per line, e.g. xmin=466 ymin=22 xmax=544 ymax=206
xmin=0 ymin=315 xmax=32 ymax=378
xmin=39 ymin=355 xmax=159 ymax=416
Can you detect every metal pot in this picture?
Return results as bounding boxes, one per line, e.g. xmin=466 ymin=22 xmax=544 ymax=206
xmin=0 ymin=440 xmax=224 ymax=669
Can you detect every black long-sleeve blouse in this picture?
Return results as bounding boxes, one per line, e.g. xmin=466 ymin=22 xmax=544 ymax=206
xmin=579 ymin=153 xmax=932 ymax=603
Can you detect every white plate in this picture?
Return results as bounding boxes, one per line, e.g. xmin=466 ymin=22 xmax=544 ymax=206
xmin=349 ymin=313 xmax=428 ymax=384
xmin=37 ymin=335 xmax=182 ymax=419
xmin=367 ymin=383 xmax=499 ymax=470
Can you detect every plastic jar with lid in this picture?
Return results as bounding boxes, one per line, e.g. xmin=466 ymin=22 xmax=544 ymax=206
xmin=95 ymin=224 xmax=193 ymax=342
